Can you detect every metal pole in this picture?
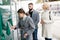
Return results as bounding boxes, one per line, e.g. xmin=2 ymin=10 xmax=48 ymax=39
xmin=15 ymin=1 xmax=20 ymax=40
xmin=10 ymin=0 xmax=14 ymax=40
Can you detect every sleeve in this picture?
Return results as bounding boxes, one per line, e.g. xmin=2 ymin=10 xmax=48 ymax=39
xmin=35 ymin=12 xmax=39 ymax=25
xmin=26 ymin=17 xmax=35 ymax=35
xmin=41 ymin=12 xmax=45 ymax=24
xmin=14 ymin=22 xmax=20 ymax=29
xmin=41 ymin=12 xmax=43 ymax=19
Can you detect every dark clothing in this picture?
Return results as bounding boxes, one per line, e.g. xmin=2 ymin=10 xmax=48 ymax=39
xmin=45 ymin=38 xmax=52 ymax=40
xmin=29 ymin=11 xmax=33 ymax=17
xmin=33 ymin=28 xmax=38 ymax=40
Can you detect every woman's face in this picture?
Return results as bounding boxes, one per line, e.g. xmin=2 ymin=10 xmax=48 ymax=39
xmin=19 ymin=13 xmax=24 ymax=18
xmin=42 ymin=4 xmax=47 ymax=10
xmin=42 ymin=4 xmax=49 ymax=10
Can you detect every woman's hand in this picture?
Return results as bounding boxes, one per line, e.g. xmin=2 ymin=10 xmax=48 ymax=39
xmin=24 ymin=33 xmax=28 ymax=38
xmin=41 ymin=19 xmax=45 ymax=24
xmin=11 ymin=26 xmax=16 ymax=30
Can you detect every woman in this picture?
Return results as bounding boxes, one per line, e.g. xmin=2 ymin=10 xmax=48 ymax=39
xmin=11 ymin=8 xmax=35 ymax=40
xmin=41 ymin=3 xmax=54 ymax=40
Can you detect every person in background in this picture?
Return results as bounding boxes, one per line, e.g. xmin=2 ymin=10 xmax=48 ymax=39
xmin=11 ymin=8 xmax=35 ymax=40
xmin=41 ymin=3 xmax=54 ymax=40
xmin=27 ymin=3 xmax=39 ymax=40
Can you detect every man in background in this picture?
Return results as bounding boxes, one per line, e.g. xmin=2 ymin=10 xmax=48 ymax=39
xmin=27 ymin=3 xmax=39 ymax=40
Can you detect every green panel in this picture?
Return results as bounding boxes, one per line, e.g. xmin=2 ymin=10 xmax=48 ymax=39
xmin=0 ymin=7 xmax=13 ymax=40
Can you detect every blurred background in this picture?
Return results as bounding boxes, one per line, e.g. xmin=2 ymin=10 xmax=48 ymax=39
xmin=0 ymin=0 xmax=60 ymax=40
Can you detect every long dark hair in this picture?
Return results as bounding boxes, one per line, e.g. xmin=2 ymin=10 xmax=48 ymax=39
xmin=17 ymin=8 xmax=25 ymax=14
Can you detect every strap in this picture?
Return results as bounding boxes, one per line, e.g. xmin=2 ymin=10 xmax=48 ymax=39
xmin=49 ymin=11 xmax=51 ymax=20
